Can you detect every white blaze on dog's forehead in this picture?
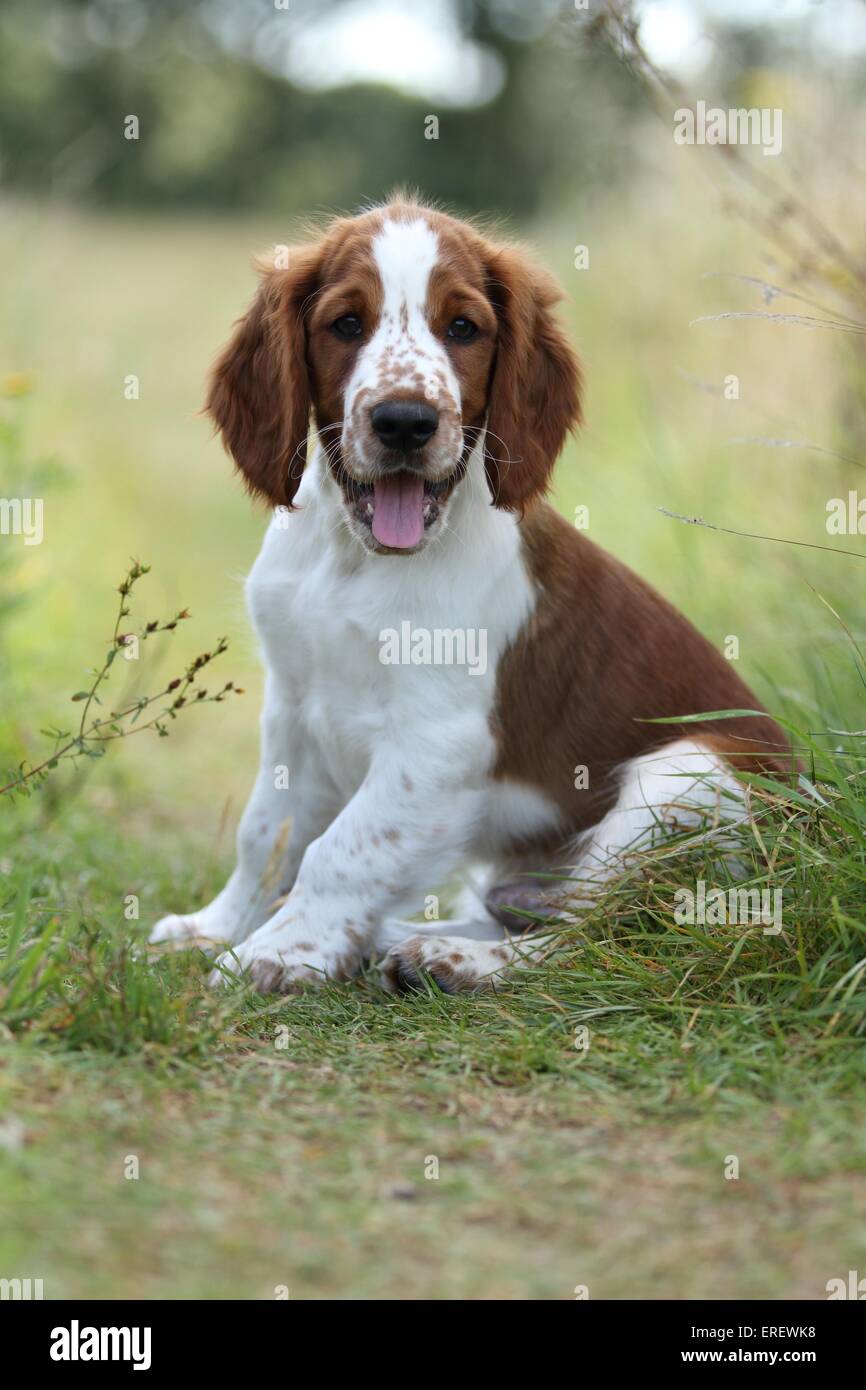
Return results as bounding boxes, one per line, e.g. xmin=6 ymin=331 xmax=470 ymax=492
xmin=372 ymin=216 xmax=439 ymax=320
xmin=362 ymin=216 xmax=457 ymax=406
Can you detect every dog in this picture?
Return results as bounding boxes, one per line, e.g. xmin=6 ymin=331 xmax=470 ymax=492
xmin=150 ymin=197 xmax=791 ymax=994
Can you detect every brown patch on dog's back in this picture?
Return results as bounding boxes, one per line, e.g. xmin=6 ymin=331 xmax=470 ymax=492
xmin=490 ymin=502 xmax=793 ymax=840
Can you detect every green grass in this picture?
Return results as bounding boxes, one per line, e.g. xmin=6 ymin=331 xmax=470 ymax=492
xmin=1 ymin=718 xmax=865 ymax=1297
xmin=1 ymin=189 xmax=866 ymax=1298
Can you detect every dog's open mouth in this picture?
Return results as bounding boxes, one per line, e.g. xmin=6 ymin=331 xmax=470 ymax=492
xmin=343 ymin=468 xmax=462 ymax=549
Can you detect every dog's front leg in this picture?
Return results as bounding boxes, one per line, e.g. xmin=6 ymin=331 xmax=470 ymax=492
xmin=209 ymin=742 xmax=486 ymax=994
xmin=150 ymin=686 xmax=342 ymax=951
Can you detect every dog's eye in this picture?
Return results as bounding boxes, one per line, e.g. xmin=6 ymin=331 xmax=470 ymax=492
xmin=332 ymin=314 xmax=362 ymax=340
xmin=447 ymin=317 xmax=478 ymax=342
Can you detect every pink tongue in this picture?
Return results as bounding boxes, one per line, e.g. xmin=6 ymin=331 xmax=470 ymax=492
xmin=371 ymin=474 xmax=425 ymax=549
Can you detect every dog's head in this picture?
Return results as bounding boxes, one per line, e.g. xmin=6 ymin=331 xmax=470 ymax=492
xmin=207 ymin=199 xmax=582 ymax=554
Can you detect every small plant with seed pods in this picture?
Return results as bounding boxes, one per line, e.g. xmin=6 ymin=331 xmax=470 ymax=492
xmin=1 ymin=560 xmax=242 ymax=800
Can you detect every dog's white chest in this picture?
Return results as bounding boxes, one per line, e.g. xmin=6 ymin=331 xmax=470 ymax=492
xmin=246 ymin=498 xmax=525 ymax=800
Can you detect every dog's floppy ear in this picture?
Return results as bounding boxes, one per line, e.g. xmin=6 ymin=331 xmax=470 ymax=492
xmin=206 ymin=245 xmax=321 ymax=508
xmin=482 ymin=244 xmax=582 ymax=510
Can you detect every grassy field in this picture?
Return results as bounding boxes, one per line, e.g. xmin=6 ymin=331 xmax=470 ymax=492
xmin=1 ymin=165 xmax=866 ymax=1299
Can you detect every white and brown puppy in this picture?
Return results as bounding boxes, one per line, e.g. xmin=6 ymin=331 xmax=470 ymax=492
xmin=151 ymin=198 xmax=790 ymax=994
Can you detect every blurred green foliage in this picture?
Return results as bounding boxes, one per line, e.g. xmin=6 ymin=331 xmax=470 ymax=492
xmin=0 ymin=0 xmax=646 ymax=217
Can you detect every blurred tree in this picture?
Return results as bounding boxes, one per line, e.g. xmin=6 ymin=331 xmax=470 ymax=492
xmin=0 ymin=0 xmax=641 ymax=218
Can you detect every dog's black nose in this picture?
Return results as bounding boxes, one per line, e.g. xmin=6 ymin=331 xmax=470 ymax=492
xmin=371 ymin=400 xmax=439 ymax=452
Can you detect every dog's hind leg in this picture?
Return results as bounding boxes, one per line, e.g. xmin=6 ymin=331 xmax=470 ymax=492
xmin=379 ymin=737 xmax=748 ymax=993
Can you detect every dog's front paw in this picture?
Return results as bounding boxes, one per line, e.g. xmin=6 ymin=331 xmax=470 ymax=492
xmin=208 ymin=937 xmax=345 ymax=995
xmin=379 ymin=935 xmax=511 ymax=995
xmin=149 ymin=913 xmax=227 ymax=954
